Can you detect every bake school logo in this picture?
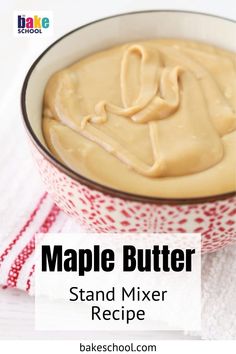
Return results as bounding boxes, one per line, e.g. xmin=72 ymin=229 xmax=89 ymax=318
xmin=14 ymin=11 xmax=53 ymax=37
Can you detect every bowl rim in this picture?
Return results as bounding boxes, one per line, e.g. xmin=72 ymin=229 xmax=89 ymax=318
xmin=21 ymin=9 xmax=236 ymax=205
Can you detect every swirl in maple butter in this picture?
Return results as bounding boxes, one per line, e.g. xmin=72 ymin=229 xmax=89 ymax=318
xmin=43 ymin=39 xmax=236 ymax=198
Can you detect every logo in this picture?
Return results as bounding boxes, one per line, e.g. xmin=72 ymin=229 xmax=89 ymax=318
xmin=14 ymin=11 xmax=53 ymax=37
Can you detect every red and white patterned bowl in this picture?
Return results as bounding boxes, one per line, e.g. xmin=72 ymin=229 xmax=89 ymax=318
xmin=21 ymin=11 xmax=236 ymax=253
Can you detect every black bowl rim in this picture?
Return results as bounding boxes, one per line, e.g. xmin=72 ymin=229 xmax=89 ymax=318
xmin=21 ymin=9 xmax=236 ymax=205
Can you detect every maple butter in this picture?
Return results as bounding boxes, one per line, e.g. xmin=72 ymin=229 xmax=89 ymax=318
xmin=42 ymin=39 xmax=236 ymax=198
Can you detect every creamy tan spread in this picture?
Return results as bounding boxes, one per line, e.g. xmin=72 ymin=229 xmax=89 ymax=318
xmin=43 ymin=39 xmax=236 ymax=198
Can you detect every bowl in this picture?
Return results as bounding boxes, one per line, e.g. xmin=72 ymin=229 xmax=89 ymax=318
xmin=21 ymin=10 xmax=236 ymax=253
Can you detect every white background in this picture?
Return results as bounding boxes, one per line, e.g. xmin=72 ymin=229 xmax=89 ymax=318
xmin=0 ymin=0 xmax=235 ymax=342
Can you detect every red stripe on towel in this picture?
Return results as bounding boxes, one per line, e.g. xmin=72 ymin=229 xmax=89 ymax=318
xmin=26 ymin=211 xmax=67 ymax=292
xmin=26 ymin=264 xmax=35 ymax=292
xmin=0 ymin=193 xmax=48 ymax=266
xmin=6 ymin=204 xmax=60 ymax=288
